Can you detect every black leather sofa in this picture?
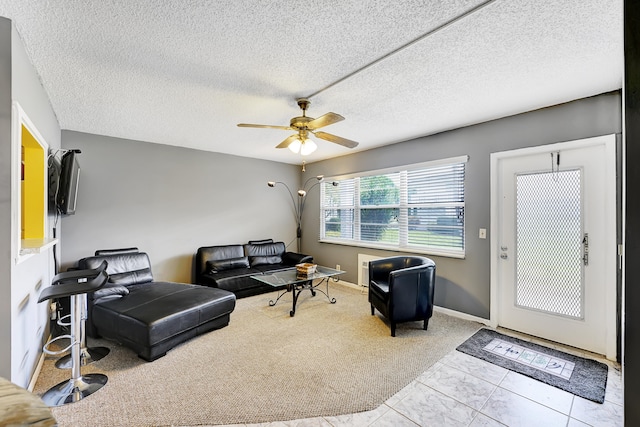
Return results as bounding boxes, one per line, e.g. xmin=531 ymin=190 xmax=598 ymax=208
xmin=78 ymin=248 xmax=236 ymax=361
xmin=196 ymin=240 xmax=312 ymax=298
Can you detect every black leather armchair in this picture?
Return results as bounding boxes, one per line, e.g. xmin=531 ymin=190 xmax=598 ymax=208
xmin=368 ymin=256 xmax=436 ymax=336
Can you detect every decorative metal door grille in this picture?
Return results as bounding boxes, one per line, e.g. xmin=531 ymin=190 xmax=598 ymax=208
xmin=515 ymin=169 xmax=583 ymax=318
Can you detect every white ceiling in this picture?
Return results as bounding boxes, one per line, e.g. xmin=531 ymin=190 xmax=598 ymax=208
xmin=0 ymin=0 xmax=623 ymax=165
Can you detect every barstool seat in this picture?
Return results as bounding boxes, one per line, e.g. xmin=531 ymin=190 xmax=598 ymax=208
xmin=38 ymin=268 xmax=109 ymax=406
xmin=50 ymin=261 xmax=110 ymax=369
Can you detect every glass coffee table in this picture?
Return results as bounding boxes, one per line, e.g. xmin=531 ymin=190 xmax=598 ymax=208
xmin=251 ymin=266 xmax=344 ymax=317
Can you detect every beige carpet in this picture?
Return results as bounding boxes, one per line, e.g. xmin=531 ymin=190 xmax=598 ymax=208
xmin=35 ymin=283 xmax=482 ymax=426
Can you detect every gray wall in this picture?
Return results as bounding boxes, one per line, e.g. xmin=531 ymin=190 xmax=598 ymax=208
xmin=1 ymin=19 xmax=61 ymax=386
xmin=10 ymin=22 xmax=61 ymax=386
xmin=61 ymin=131 xmax=301 ymax=283
xmin=0 ymin=17 xmax=12 ymax=381
xmin=303 ymin=91 xmax=622 ymax=319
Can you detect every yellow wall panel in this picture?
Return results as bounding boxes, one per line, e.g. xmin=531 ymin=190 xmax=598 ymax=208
xmin=21 ymin=125 xmax=45 ymax=240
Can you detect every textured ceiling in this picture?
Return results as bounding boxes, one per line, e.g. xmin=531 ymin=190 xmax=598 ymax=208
xmin=0 ymin=0 xmax=623 ymax=165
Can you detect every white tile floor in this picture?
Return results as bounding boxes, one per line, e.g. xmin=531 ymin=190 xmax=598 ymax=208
xmin=217 ymin=330 xmax=623 ymax=427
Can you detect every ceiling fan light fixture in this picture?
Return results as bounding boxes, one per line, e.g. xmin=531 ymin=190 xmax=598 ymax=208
xmin=239 ymin=98 xmax=358 ymax=153
xmin=300 ymin=138 xmax=317 ymax=156
xmin=288 ymin=138 xmax=302 ymax=154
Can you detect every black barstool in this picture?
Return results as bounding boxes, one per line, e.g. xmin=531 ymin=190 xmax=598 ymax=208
xmin=52 ymin=261 xmax=110 ymax=369
xmin=38 ymin=268 xmax=109 ymax=406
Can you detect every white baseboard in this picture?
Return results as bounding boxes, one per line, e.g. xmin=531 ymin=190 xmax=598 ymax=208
xmin=28 ymin=343 xmax=47 ymax=392
xmin=338 ymin=279 xmax=491 ymax=326
xmin=336 ymin=280 xmax=365 ymax=291
xmin=433 ymin=305 xmax=490 ymax=326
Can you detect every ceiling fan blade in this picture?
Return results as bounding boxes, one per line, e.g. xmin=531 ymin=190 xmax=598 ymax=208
xmin=275 ymin=134 xmax=300 ymax=149
xmin=237 ymin=123 xmax=292 ymax=130
xmin=313 ymin=131 xmax=359 ymax=149
xmin=306 ymin=112 xmax=344 ymax=130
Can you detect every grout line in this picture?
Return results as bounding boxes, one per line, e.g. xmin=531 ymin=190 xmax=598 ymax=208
xmin=384 ymin=407 xmax=421 ymax=427
xmin=367 ymin=403 xmax=394 ymax=426
xmin=568 ymin=394 xmax=577 ymax=420
xmin=493 ymin=382 xmax=573 ymax=418
xmin=445 ymin=352 xmax=586 ymax=419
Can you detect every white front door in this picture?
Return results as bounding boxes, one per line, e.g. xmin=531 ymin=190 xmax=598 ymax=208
xmin=491 ymin=135 xmax=617 ymax=358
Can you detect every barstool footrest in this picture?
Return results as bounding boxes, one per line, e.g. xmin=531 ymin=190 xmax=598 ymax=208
xmin=43 ymin=335 xmax=75 ymax=356
xmin=55 ymin=346 xmax=110 ymax=369
xmin=57 ymin=314 xmax=71 ymax=327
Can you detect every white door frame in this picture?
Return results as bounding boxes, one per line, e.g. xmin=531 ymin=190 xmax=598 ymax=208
xmin=489 ymin=134 xmax=617 ymax=360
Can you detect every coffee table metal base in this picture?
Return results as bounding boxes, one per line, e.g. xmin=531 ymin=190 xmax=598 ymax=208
xmin=269 ymin=277 xmax=337 ymax=317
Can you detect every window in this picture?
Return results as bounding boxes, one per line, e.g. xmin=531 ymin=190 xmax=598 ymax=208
xmin=320 ymin=156 xmax=467 ymax=258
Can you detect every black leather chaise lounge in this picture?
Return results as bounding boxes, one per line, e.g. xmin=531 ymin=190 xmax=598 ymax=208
xmin=78 ymin=248 xmax=236 ymax=361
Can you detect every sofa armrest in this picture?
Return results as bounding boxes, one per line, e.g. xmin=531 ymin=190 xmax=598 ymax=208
xmin=197 ymin=273 xmax=220 ymax=288
xmin=282 ymin=252 xmax=313 ymax=266
xmin=92 ymin=283 xmax=130 ymax=304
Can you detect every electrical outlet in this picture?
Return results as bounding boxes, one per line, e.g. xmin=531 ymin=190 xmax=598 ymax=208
xmin=479 ymin=228 xmax=487 ymax=239
xmin=336 ymin=264 xmax=341 ymax=271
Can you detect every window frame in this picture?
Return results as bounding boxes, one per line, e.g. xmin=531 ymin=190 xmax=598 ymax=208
xmin=319 ymin=155 xmax=468 ymax=258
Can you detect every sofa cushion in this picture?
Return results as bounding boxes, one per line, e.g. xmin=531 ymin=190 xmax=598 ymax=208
xmin=95 ymin=247 xmax=139 ymax=256
xmin=206 ymin=256 xmax=250 ymax=273
xmin=245 ymin=241 xmax=285 ymax=266
xmin=205 ymin=245 xmax=244 ymax=261
xmin=249 ymin=255 xmax=282 ymax=267
xmin=196 ymin=245 xmax=245 ymax=277
xmin=252 ymin=264 xmax=295 ymax=274
xmin=248 ymin=239 xmax=273 ymax=244
xmin=244 ymin=241 xmax=285 ymax=257
xmin=109 ymin=268 xmax=153 ymax=286
xmin=81 ymin=252 xmax=154 ymax=286
xmin=203 ymin=268 xmax=263 ymax=293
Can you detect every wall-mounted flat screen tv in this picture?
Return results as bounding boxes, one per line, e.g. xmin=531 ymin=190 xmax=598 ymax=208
xmin=56 ymin=150 xmax=80 ymax=215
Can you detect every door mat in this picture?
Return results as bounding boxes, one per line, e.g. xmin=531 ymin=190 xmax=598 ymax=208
xmin=456 ymin=328 xmax=608 ymax=403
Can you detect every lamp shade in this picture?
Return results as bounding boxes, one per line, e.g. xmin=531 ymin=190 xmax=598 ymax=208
xmin=288 ymin=138 xmax=302 ymax=154
xmin=300 ymin=138 xmax=317 ymax=155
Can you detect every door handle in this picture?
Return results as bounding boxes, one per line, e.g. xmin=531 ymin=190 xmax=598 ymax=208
xmin=582 ymin=233 xmax=589 ymax=266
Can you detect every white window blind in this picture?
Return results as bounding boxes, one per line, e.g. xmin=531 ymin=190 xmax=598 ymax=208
xmin=320 ymin=156 xmax=467 ymax=258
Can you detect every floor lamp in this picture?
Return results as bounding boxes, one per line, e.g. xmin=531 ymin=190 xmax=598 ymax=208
xmin=267 ymin=175 xmax=338 ymax=252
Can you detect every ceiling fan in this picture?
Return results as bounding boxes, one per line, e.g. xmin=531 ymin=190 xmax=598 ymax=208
xmin=237 ymin=98 xmax=359 ymax=155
